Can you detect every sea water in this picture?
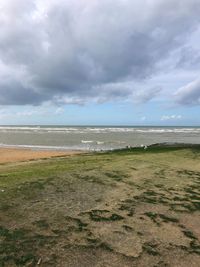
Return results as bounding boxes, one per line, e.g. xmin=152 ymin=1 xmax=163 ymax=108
xmin=0 ymin=126 xmax=200 ymax=151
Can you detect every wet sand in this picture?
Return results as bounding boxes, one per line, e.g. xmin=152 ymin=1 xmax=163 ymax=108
xmin=0 ymin=147 xmax=83 ymax=163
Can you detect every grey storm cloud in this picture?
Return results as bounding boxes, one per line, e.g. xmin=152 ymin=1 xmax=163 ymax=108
xmin=0 ymin=0 xmax=200 ymax=105
xmin=176 ymin=47 xmax=200 ymax=69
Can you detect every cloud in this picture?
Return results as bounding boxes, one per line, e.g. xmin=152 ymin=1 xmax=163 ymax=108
xmin=176 ymin=47 xmax=200 ymax=70
xmin=0 ymin=0 xmax=200 ymax=105
xmin=0 ymin=105 xmax=68 ymax=122
xmin=161 ymin=114 xmax=182 ymax=121
xmin=55 ymin=107 xmax=64 ymax=115
xmin=133 ymin=86 xmax=161 ymax=104
xmin=175 ymin=79 xmax=200 ymax=105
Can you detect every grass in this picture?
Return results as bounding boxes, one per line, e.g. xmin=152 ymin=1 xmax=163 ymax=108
xmin=0 ymin=226 xmax=39 ymax=266
xmin=33 ymin=220 xmax=49 ymax=229
xmin=1 ymin=145 xmax=200 ymax=266
xmin=142 ymin=242 xmax=160 ymax=256
xmin=85 ymin=210 xmax=124 ymax=222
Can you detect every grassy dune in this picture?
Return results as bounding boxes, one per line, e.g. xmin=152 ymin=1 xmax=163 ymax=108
xmin=1 ymin=146 xmax=200 ymax=266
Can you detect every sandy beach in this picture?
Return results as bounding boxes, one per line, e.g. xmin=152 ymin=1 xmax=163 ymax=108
xmin=0 ymin=147 xmax=83 ymax=163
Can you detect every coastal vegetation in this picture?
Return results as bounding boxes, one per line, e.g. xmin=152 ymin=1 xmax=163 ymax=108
xmin=0 ymin=145 xmax=200 ymax=266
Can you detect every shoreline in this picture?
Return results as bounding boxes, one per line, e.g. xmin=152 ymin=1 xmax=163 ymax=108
xmin=1 ymin=142 xmax=200 ymax=164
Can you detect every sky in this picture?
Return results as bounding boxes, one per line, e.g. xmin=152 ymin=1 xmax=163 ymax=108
xmin=0 ymin=0 xmax=200 ymax=125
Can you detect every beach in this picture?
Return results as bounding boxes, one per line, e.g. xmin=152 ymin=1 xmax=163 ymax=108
xmin=0 ymin=147 xmax=83 ymax=164
xmin=1 ymin=145 xmax=200 ymax=266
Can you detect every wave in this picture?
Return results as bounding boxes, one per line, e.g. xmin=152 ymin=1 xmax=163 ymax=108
xmin=0 ymin=143 xmax=96 ymax=151
xmin=0 ymin=126 xmax=200 ymax=135
xmin=81 ymin=140 xmax=94 ymax=144
xmin=96 ymin=141 xmax=104 ymax=145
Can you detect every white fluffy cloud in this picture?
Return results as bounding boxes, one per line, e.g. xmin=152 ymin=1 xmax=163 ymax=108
xmin=0 ymin=0 xmax=200 ymax=105
xmin=175 ymin=79 xmax=200 ymax=105
xmin=161 ymin=115 xmax=182 ymax=121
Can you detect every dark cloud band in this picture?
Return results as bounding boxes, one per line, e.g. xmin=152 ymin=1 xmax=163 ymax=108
xmin=0 ymin=0 xmax=200 ymax=105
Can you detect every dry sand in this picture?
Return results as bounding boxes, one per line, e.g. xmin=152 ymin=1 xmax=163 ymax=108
xmin=0 ymin=147 xmax=83 ymax=163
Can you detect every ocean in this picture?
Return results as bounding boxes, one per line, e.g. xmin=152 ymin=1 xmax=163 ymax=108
xmin=0 ymin=126 xmax=200 ymax=151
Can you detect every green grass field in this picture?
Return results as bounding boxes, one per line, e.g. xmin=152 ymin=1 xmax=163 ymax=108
xmin=1 ymin=146 xmax=200 ymax=266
